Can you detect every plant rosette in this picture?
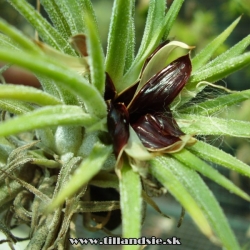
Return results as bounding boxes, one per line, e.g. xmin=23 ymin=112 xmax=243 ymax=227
xmin=0 ymin=1 xmax=250 ymax=250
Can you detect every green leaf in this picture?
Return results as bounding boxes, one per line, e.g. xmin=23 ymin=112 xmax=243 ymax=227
xmin=203 ymin=34 xmax=250 ymax=71
xmin=105 ymin=0 xmax=135 ymax=88
xmin=40 ymin=0 xmax=72 ymax=40
xmin=189 ymin=140 xmax=250 ymax=178
xmin=136 ymin=0 xmax=166 ymax=62
xmin=173 ymin=149 xmax=250 ymax=201
xmin=0 ymin=105 xmax=100 ymax=137
xmin=121 ymin=0 xmax=184 ymax=91
xmin=7 ymin=0 xmax=75 ymax=55
xmin=151 ymin=156 xmax=241 ymax=250
xmin=190 ymin=52 xmax=250 ymax=84
xmin=150 ymin=157 xmax=213 ymax=238
xmin=192 ymin=16 xmax=241 ymax=72
xmin=179 ymin=89 xmax=250 ymax=116
xmin=0 ymin=99 xmax=34 ymax=115
xmin=0 ymin=84 xmax=62 ymax=106
xmin=59 ymin=0 xmax=86 ymax=35
xmin=120 ymin=160 xmax=142 ymax=249
xmin=162 ymin=0 xmax=184 ymax=40
xmin=0 ymin=33 xmax=18 ymax=51
xmin=84 ymin=14 xmax=105 ymax=95
xmin=177 ymin=114 xmax=250 ymax=137
xmin=46 ymin=143 xmax=112 ymax=212
xmin=0 ymin=48 xmax=107 ymax=118
xmin=124 ymin=7 xmax=135 ymax=74
xmin=175 ymin=35 xmax=250 ymax=109
xmin=0 ymin=18 xmax=40 ymax=53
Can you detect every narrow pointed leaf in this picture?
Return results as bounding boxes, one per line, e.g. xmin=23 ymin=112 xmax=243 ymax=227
xmin=151 ymin=156 xmax=241 ymax=250
xmin=46 ymin=143 xmax=112 ymax=212
xmin=191 ymin=52 xmax=250 ymax=84
xmin=176 ymin=52 xmax=250 ymax=108
xmin=150 ymin=157 xmax=213 ymax=238
xmin=40 ymin=0 xmax=72 ymax=40
xmin=179 ymin=89 xmax=250 ymax=116
xmin=192 ymin=16 xmax=241 ymax=72
xmin=85 ymin=14 xmax=105 ymax=94
xmin=177 ymin=114 xmax=250 ymax=137
xmin=59 ymin=0 xmax=86 ymax=35
xmin=0 ymin=18 xmax=40 ymax=53
xmin=124 ymin=9 xmax=135 ymax=73
xmin=189 ymin=140 xmax=250 ymax=178
xmin=0 ymin=48 xmax=107 ymax=117
xmin=0 ymin=84 xmax=62 ymax=106
xmin=120 ymin=160 xmax=142 ymax=250
xmin=162 ymin=0 xmax=185 ymax=40
xmin=0 ymin=105 xmax=100 ymax=137
xmin=7 ymin=0 xmax=75 ymax=55
xmin=173 ymin=149 xmax=250 ymax=201
xmin=202 ymin=34 xmax=250 ymax=71
xmin=105 ymin=0 xmax=135 ymax=87
xmin=136 ymin=0 xmax=166 ymax=61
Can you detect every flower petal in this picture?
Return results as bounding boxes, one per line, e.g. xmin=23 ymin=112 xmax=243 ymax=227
xmin=131 ymin=112 xmax=184 ymax=149
xmin=129 ymin=54 xmax=192 ymax=116
xmin=137 ymin=41 xmax=194 ymax=94
xmin=107 ymin=101 xmax=129 ymax=157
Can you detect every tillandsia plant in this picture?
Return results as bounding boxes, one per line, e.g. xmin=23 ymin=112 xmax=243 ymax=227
xmin=0 ymin=0 xmax=250 ymax=249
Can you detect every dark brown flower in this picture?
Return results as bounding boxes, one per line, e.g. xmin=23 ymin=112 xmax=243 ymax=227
xmin=105 ymin=41 xmax=196 ymax=161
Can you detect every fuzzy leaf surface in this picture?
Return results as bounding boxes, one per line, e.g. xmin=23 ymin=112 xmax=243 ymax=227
xmin=189 ymin=140 xmax=250 ymax=178
xmin=0 ymin=105 xmax=100 ymax=137
xmin=120 ymin=161 xmax=142 ymax=250
xmin=151 ymin=156 xmax=241 ymax=250
xmin=0 ymin=84 xmax=62 ymax=106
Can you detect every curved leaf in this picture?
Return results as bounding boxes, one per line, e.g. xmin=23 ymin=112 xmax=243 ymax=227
xmin=85 ymin=14 xmax=105 ymax=95
xmin=0 ymin=105 xmax=100 ymax=137
xmin=151 ymin=156 xmax=241 ymax=250
xmin=0 ymin=84 xmax=62 ymax=106
xmin=0 ymin=18 xmax=40 ymax=53
xmin=0 ymin=48 xmax=107 ymax=118
xmin=189 ymin=140 xmax=250 ymax=178
xmin=7 ymin=0 xmax=75 ymax=55
xmin=0 ymin=99 xmax=34 ymax=114
xmin=179 ymin=89 xmax=250 ymax=116
xmin=173 ymin=149 xmax=250 ymax=201
xmin=150 ymin=156 xmax=213 ymax=238
xmin=46 ymin=143 xmax=112 ymax=212
xmin=105 ymin=0 xmax=135 ymax=88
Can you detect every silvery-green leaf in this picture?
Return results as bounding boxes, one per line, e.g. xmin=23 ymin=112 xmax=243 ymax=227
xmin=46 ymin=143 xmax=112 ymax=212
xmin=177 ymin=114 xmax=250 ymax=137
xmin=120 ymin=160 xmax=142 ymax=250
xmin=0 ymin=84 xmax=62 ymax=106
